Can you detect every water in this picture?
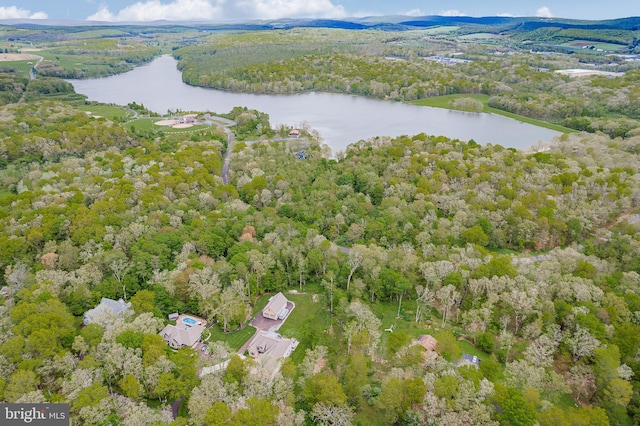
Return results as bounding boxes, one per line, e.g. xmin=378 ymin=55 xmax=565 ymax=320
xmin=69 ymin=55 xmax=560 ymax=154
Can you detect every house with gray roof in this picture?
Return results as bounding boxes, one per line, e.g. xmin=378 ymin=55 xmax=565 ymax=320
xmin=160 ymin=323 xmax=205 ymax=349
xmin=83 ymin=298 xmax=131 ymax=325
xmin=247 ymin=331 xmax=298 ymax=359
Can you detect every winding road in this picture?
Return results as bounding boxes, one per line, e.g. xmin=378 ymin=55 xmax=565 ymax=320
xmin=199 ymin=114 xmax=236 ymax=185
xmin=221 ymin=127 xmax=234 ymax=185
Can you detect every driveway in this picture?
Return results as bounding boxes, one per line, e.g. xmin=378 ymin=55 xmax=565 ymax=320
xmin=250 ymin=301 xmax=295 ymax=332
xmin=238 ymin=301 xmax=295 ymax=355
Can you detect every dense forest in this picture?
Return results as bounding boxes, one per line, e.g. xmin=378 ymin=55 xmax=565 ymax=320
xmin=1 ymin=19 xmax=640 ymax=426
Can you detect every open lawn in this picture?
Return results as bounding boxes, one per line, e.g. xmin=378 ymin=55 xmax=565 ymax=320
xmin=411 ymin=94 xmax=575 ymax=133
xmin=206 ymin=324 xmax=257 ymax=352
xmin=278 ymin=292 xmax=331 ymax=363
xmin=457 ymin=339 xmax=491 ymax=361
xmin=38 ymin=52 xmax=106 ymax=73
xmin=252 ymin=293 xmax=271 ymax=316
xmin=127 ymin=117 xmax=209 ymax=133
xmin=422 ymin=26 xmax=459 ymax=35
xmin=78 ymin=104 xmax=131 ymax=120
xmin=0 ymin=60 xmax=35 ymax=74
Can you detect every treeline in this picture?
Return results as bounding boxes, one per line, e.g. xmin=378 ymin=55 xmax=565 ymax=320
xmin=0 ymin=102 xmax=133 ymax=166
xmin=0 ymin=73 xmax=29 ymax=105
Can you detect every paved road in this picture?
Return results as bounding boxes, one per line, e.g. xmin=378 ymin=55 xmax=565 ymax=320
xmin=221 ymin=127 xmax=234 ymax=185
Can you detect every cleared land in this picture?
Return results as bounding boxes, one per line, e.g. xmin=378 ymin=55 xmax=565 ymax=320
xmin=127 ymin=117 xmax=207 ymax=133
xmin=78 ymin=105 xmax=131 ymax=120
xmin=0 ymin=53 xmax=40 ymax=61
xmin=561 ymin=40 xmax=628 ymax=51
xmin=411 ymin=94 xmax=575 ymax=133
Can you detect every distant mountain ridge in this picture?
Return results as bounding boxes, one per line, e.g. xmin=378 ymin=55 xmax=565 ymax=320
xmin=1 ymin=15 xmax=639 ymax=32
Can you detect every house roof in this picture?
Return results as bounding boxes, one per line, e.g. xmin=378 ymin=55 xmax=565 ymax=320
xmin=83 ymin=298 xmax=131 ymax=324
xmin=247 ymin=331 xmax=297 ymax=359
xmin=160 ymin=323 xmax=204 ymax=348
xmin=416 ymin=334 xmax=438 ymax=351
xmin=99 ymin=298 xmax=130 ymax=315
xmin=263 ymin=292 xmax=288 ymax=317
xmin=458 ymin=353 xmax=480 ymax=369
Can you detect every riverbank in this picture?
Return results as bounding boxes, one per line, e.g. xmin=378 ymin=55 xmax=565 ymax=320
xmin=411 ymin=94 xmax=576 ymax=134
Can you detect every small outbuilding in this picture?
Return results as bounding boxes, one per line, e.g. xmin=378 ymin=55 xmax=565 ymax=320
xmin=262 ymin=292 xmax=289 ymax=320
xmin=414 ymin=334 xmax=438 ymax=352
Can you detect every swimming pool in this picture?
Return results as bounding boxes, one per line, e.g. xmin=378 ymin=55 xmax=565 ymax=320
xmin=183 ymin=317 xmax=196 ymax=326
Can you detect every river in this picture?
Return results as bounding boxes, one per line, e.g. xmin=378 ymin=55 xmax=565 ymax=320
xmin=69 ymin=55 xmax=560 ymax=154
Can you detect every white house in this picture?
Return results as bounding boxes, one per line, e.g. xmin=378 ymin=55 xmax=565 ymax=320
xmin=262 ymin=292 xmax=289 ymax=320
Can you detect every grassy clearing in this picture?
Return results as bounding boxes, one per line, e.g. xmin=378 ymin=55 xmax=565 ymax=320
xmin=252 ymin=293 xmax=271 ymax=316
xmin=411 ymin=94 xmax=575 ymax=133
xmin=555 ymin=392 xmax=578 ymax=410
xmin=38 ymin=52 xmax=104 ymax=73
xmin=421 ymin=26 xmax=459 ymax=35
xmin=561 ymin=40 xmax=627 ymax=51
xmin=127 ymin=117 xmax=209 ymax=133
xmin=371 ymin=299 xmax=423 ymax=336
xmin=206 ymin=324 xmax=257 ymax=351
xmin=457 ymin=340 xmax=491 ymax=360
xmin=279 ymin=292 xmax=331 ymax=363
xmin=0 ymin=60 xmax=35 ymax=73
xmin=78 ymin=104 xmax=131 ymax=120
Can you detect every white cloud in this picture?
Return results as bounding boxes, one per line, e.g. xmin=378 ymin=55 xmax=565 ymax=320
xmin=536 ymin=6 xmax=553 ymax=18
xmin=87 ymin=0 xmax=346 ymax=22
xmin=0 ymin=6 xmax=48 ymax=19
xmin=234 ymin=0 xmax=346 ymax=20
xmin=88 ymin=0 xmax=223 ymax=21
xmin=87 ymin=5 xmax=115 ymax=21
xmin=439 ymin=10 xmax=466 ymax=17
xmin=401 ymin=9 xmax=426 ymax=17
xmin=497 ymin=12 xmax=516 ymax=17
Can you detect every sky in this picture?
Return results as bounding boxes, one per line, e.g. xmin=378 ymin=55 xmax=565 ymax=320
xmin=0 ymin=0 xmax=637 ymax=22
